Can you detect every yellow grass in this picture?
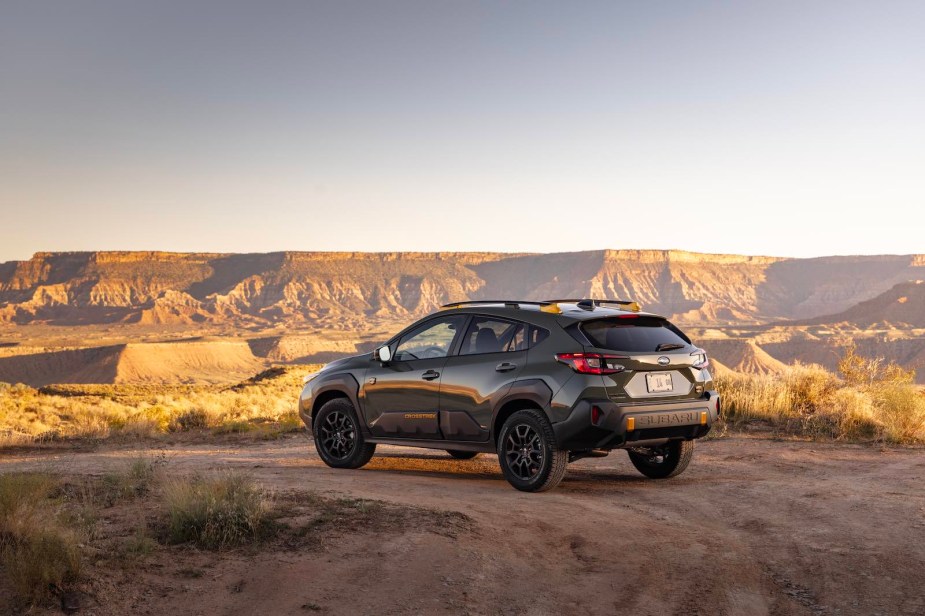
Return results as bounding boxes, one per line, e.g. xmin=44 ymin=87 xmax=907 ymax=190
xmin=718 ymin=359 xmax=925 ymax=443
xmin=3 ymin=354 xmax=923 ymax=447
xmin=0 ymin=473 xmax=82 ymax=607
xmin=0 ymin=366 xmax=315 ymax=447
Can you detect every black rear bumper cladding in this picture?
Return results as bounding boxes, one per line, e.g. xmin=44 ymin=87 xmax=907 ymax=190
xmin=552 ymin=393 xmax=719 ymax=451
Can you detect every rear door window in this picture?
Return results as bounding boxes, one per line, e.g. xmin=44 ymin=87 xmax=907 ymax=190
xmin=460 ymin=317 xmax=525 ymax=355
xmin=580 ymin=317 xmax=691 ymax=353
xmin=528 ymin=326 xmax=550 ymax=348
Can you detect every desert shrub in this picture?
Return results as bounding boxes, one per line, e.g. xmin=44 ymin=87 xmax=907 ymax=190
xmin=874 ymin=382 xmax=925 ymax=443
xmin=0 ymin=473 xmax=81 ymax=606
xmin=212 ymin=419 xmax=257 ymax=435
xmin=719 ymin=372 xmax=793 ymax=424
xmin=276 ymin=410 xmax=304 ymax=433
xmin=119 ymin=527 xmax=157 ymax=560
xmin=170 ymin=408 xmax=210 ymax=431
xmin=719 ymin=347 xmax=923 ymax=443
xmin=162 ymin=473 xmax=270 ymax=549
xmin=99 ymin=457 xmax=159 ymax=505
xmin=839 ymin=342 xmax=916 ymax=387
xmin=784 ymin=363 xmax=840 ymax=414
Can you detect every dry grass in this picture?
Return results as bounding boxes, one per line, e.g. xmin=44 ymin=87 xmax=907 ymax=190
xmin=718 ymin=350 xmax=925 ymax=443
xmin=162 ymin=472 xmax=272 ymax=549
xmin=2 ymin=453 xmax=440 ymax=609
xmin=98 ymin=456 xmax=161 ymax=506
xmin=0 ymin=366 xmax=314 ymax=448
xmin=0 ymin=460 xmax=270 ymax=607
xmin=0 ymin=473 xmax=82 ymax=607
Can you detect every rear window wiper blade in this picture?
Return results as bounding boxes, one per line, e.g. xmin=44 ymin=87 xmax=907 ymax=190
xmin=655 ymin=343 xmax=685 ymax=351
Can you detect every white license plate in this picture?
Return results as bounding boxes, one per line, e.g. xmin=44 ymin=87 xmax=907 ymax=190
xmin=646 ymin=372 xmax=674 ymax=393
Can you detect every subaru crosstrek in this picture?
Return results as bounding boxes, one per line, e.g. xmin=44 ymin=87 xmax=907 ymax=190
xmin=298 ymin=299 xmax=720 ymax=492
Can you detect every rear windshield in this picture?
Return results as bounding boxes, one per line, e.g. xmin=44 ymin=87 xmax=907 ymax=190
xmin=580 ymin=317 xmax=691 ymax=353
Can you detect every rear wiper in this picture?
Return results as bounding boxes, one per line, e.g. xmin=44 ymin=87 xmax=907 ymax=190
xmin=655 ymin=343 xmax=685 ymax=352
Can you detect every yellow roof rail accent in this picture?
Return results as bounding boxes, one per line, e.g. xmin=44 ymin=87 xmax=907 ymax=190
xmin=543 ymin=298 xmax=643 ymax=312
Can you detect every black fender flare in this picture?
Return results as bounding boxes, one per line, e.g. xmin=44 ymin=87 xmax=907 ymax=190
xmin=490 ymin=378 xmax=554 ymax=441
xmin=310 ymin=372 xmax=365 ymax=432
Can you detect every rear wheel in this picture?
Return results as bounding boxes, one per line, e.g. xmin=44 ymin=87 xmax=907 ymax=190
xmin=446 ymin=450 xmax=479 ymax=460
xmin=313 ymin=398 xmax=376 ymax=469
xmin=627 ymin=440 xmax=694 ymax=479
xmin=497 ymin=409 xmax=568 ymax=492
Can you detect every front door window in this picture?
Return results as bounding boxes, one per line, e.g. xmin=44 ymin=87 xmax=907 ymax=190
xmin=394 ymin=316 xmax=465 ymax=361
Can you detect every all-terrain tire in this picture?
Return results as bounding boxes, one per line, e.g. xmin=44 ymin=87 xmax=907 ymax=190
xmin=313 ymin=398 xmax=376 ymax=469
xmin=627 ymin=439 xmax=694 ymax=479
xmin=497 ymin=409 xmax=568 ymax=492
xmin=446 ymin=450 xmax=479 ymax=460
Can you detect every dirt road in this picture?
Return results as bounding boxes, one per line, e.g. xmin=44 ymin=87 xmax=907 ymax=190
xmin=3 ymin=436 xmax=924 ymax=616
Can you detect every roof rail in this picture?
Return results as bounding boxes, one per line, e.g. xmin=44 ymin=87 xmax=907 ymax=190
xmin=441 ymin=300 xmax=554 ymax=309
xmin=440 ymin=298 xmax=642 ymax=313
xmin=543 ymin=298 xmax=642 ymax=312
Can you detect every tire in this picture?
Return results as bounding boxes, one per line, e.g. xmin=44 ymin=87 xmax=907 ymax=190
xmin=446 ymin=450 xmax=479 ymax=460
xmin=313 ymin=398 xmax=376 ymax=469
xmin=627 ymin=440 xmax=694 ymax=479
xmin=497 ymin=409 xmax=568 ymax=492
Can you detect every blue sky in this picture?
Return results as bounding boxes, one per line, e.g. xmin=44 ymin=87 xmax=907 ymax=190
xmin=2 ymin=1 xmax=923 ymax=261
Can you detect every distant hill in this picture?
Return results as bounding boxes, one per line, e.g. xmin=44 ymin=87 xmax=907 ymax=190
xmin=799 ymin=280 xmax=925 ymax=329
xmin=2 ymin=250 xmax=924 ymax=328
xmin=0 ymin=340 xmax=264 ymax=387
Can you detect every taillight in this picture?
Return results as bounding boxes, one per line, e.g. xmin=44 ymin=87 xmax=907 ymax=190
xmin=591 ymin=405 xmax=603 ymax=425
xmin=691 ymin=349 xmax=709 ymax=369
xmin=555 ymin=353 xmax=626 ymax=375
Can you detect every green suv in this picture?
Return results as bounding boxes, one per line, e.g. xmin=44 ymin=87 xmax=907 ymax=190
xmin=298 ymin=299 xmax=719 ymax=492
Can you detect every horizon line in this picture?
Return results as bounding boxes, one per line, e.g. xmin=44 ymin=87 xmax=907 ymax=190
xmin=4 ymin=247 xmax=925 ymax=264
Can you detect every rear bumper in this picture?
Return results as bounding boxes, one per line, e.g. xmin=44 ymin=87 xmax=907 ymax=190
xmin=552 ymin=392 xmax=720 ymax=451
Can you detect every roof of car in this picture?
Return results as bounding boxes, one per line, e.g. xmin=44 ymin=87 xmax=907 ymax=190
xmin=436 ymin=299 xmax=664 ymax=323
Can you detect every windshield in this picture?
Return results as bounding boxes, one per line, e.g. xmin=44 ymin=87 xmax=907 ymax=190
xmin=580 ymin=316 xmax=691 ymax=353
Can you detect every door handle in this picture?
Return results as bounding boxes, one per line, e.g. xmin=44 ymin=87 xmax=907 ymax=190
xmin=421 ymin=369 xmax=440 ymax=380
xmin=495 ymin=362 xmax=517 ymax=372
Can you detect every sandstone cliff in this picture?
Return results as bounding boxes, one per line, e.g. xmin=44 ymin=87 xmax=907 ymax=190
xmin=2 ymin=250 xmax=924 ymax=327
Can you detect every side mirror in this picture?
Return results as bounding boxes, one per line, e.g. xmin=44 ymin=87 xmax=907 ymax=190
xmin=374 ymin=345 xmax=392 ymax=363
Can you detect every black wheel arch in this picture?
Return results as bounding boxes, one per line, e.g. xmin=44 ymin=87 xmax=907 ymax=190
xmin=309 ymin=372 xmax=363 ymax=431
xmin=490 ymin=379 xmax=554 ymax=445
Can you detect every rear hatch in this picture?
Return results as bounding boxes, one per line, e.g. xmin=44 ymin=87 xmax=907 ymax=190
xmin=576 ymin=315 xmax=707 ymax=402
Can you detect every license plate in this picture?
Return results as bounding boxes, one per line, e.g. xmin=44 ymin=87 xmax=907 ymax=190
xmin=646 ymin=372 xmax=674 ymax=393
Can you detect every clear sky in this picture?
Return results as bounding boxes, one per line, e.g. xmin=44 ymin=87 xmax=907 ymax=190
xmin=2 ymin=1 xmax=923 ymax=262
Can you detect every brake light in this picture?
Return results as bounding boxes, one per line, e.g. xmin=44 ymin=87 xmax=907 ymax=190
xmin=691 ymin=349 xmax=709 ymax=369
xmin=555 ymin=353 xmax=626 ymax=375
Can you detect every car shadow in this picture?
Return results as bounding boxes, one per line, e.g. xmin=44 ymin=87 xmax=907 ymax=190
xmin=354 ymin=452 xmax=664 ymax=493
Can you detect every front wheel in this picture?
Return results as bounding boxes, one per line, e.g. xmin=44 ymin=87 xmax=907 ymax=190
xmin=627 ymin=440 xmax=694 ymax=479
xmin=313 ymin=398 xmax=376 ymax=469
xmin=446 ymin=450 xmax=479 ymax=460
xmin=497 ymin=409 xmax=568 ymax=492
